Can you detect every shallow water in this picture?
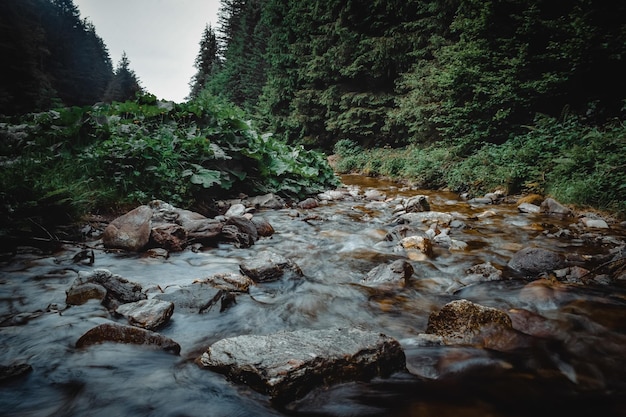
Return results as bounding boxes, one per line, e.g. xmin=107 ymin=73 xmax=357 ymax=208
xmin=1 ymin=174 xmax=626 ymax=416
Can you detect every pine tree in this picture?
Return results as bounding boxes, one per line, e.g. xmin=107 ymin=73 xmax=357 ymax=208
xmin=103 ymin=52 xmax=143 ymax=103
xmin=188 ymin=24 xmax=222 ymax=100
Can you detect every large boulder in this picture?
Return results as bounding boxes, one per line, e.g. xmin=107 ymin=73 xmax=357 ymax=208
xmin=508 ymin=247 xmax=566 ymax=275
xmin=76 ymin=322 xmax=180 ymax=354
xmin=102 ymin=205 xmax=152 ymax=251
xmin=198 ymin=328 xmax=406 ymax=402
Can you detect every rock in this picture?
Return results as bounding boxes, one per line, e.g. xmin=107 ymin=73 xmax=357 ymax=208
xmin=239 ymin=251 xmax=303 ymax=282
xmin=186 ymin=220 xmax=224 ymax=242
xmin=66 ymin=282 xmax=107 ymax=305
xmin=385 ymin=224 xmax=425 ymax=242
xmin=396 ymin=211 xmax=453 ymax=226
xmin=198 ymin=328 xmax=406 ymax=402
xmin=225 ymin=203 xmax=246 ymax=217
xmin=298 ymin=197 xmax=319 ymax=209
xmin=154 ymin=282 xmax=230 ymax=314
xmin=540 ymin=198 xmax=573 ymax=216
xmin=76 ymin=322 xmax=180 ymax=354
xmin=518 ymin=202 xmax=541 ymax=214
xmin=220 ymin=224 xmax=255 ymax=248
xmin=425 ymin=299 xmax=515 ymax=348
xmin=245 ymin=193 xmax=286 ymax=209
xmin=464 ymin=262 xmax=502 ymax=282
xmin=400 ymin=236 xmax=433 ymax=255
xmin=508 ymin=247 xmax=566 ymax=275
xmin=581 ymin=217 xmax=609 ymax=229
xmin=226 ymin=216 xmax=258 ymax=242
xmin=251 ymin=217 xmax=275 ymax=237
xmin=468 ymin=197 xmax=493 ymax=205
xmin=364 ymin=189 xmax=386 ymax=201
xmin=202 ymin=273 xmax=254 ymax=292
xmin=517 ymin=194 xmax=544 ymax=205
xmin=102 ymin=205 xmax=153 ymax=251
xmin=404 ymin=195 xmax=430 ymax=213
xmin=115 ymin=299 xmax=174 ymax=330
xmin=318 ymin=190 xmax=348 ymax=201
xmin=73 ymin=269 xmax=146 ymax=309
xmin=361 ymin=259 xmax=414 ymax=287
xmin=433 ymin=233 xmax=468 ymax=251
xmin=150 ymin=223 xmax=187 ymax=251
xmin=484 ymin=190 xmax=505 ymax=202
xmin=0 ymin=363 xmax=33 ymax=382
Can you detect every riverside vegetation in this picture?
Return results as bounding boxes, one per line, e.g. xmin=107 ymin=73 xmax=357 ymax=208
xmin=0 ymin=93 xmax=339 ymax=236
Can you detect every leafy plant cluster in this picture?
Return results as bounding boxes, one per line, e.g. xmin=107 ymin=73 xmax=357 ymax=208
xmin=334 ymin=115 xmax=626 ymax=217
xmin=0 ymin=93 xmax=339 ymax=228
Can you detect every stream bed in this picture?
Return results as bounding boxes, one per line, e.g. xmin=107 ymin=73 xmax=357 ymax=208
xmin=1 ymin=174 xmax=626 ymax=417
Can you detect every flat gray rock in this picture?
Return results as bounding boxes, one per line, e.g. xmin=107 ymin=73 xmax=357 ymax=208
xmin=198 ymin=328 xmax=406 ymax=402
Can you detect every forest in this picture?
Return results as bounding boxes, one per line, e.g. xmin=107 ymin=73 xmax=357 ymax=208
xmin=1 ymin=0 xmax=625 ymax=234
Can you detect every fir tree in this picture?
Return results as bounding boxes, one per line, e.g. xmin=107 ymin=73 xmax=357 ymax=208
xmin=103 ymin=52 xmax=143 ymax=103
xmin=188 ymin=24 xmax=222 ymax=100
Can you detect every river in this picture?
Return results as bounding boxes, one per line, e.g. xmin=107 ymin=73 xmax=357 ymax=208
xmin=1 ymin=175 xmax=625 ymax=416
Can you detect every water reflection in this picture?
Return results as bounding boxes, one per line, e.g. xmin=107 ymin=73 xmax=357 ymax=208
xmin=1 ymin=174 xmax=625 ymax=416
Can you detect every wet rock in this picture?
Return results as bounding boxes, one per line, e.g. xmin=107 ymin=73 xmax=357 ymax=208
xmin=581 ymin=217 xmax=609 ymax=229
xmin=458 ymin=262 xmax=502 ymax=287
xmin=361 ymin=259 xmax=414 ymax=287
xmin=318 ymin=189 xmax=349 ymax=201
xmin=484 ymin=190 xmax=505 ymax=203
xmin=186 ymin=219 xmax=224 ymax=242
xmin=508 ymin=247 xmax=566 ymax=275
xmin=251 ymin=217 xmax=275 ymax=237
xmin=150 ymin=223 xmax=187 ymax=251
xmin=239 ymin=251 xmax=303 ymax=282
xmin=298 ymin=197 xmax=319 ymax=209
xmin=400 ymin=235 xmax=433 ymax=255
xmin=518 ymin=202 xmax=541 ymax=214
xmin=0 ymin=363 xmax=33 ymax=383
xmin=396 ymin=211 xmax=453 ymax=226
xmin=73 ymin=269 xmax=146 ymax=309
xmin=115 ymin=299 xmax=174 ymax=330
xmin=225 ymin=203 xmax=246 ymax=217
xmin=433 ymin=232 xmax=468 ymax=251
xmin=76 ymin=322 xmax=180 ymax=354
xmin=198 ymin=328 xmax=406 ymax=402
xmin=201 ymin=272 xmax=254 ymax=292
xmin=154 ymin=282 xmax=229 ymax=313
xmin=102 ymin=205 xmax=152 ymax=251
xmin=245 ymin=193 xmax=286 ymax=209
xmin=226 ymin=216 xmax=258 ymax=242
xmin=404 ymin=195 xmax=430 ymax=213
xmin=508 ymin=308 xmax=569 ymax=339
xmin=468 ymin=197 xmax=493 ymax=205
xmin=144 ymin=248 xmax=169 ymax=259
xmin=540 ymin=198 xmax=573 ymax=216
xmin=364 ymin=189 xmax=386 ymax=201
xmin=425 ymin=299 xmax=517 ymax=349
xmin=66 ymin=282 xmax=107 ymax=305
xmin=554 ymin=266 xmax=591 ymax=284
xmin=220 ymin=224 xmax=255 ymax=248
xmin=385 ymin=224 xmax=425 ymax=242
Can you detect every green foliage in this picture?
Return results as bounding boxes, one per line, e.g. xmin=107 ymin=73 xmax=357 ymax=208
xmin=334 ymin=114 xmax=626 ymax=216
xmin=0 ymin=92 xmax=339 ymax=229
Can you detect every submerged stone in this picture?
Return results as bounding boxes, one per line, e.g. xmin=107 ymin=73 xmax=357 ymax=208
xmin=198 ymin=328 xmax=406 ymax=403
xmin=76 ymin=322 xmax=180 ymax=354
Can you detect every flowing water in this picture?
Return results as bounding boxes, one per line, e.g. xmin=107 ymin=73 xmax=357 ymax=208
xmin=1 ymin=174 xmax=626 ymax=417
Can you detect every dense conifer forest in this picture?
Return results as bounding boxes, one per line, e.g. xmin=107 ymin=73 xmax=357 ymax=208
xmin=1 ymin=0 xmax=625 ymax=229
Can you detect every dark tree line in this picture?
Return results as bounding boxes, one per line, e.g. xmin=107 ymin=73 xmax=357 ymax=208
xmin=0 ymin=0 xmax=142 ymax=115
xmin=194 ymin=0 xmax=626 ymax=150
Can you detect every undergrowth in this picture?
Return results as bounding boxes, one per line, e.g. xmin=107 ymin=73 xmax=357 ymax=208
xmin=334 ymin=115 xmax=626 ymax=217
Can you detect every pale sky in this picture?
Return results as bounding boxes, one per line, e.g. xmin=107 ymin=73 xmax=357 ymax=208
xmin=74 ymin=0 xmax=221 ymax=103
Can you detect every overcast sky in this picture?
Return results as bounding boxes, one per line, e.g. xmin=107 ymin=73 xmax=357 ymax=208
xmin=74 ymin=0 xmax=221 ymax=103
